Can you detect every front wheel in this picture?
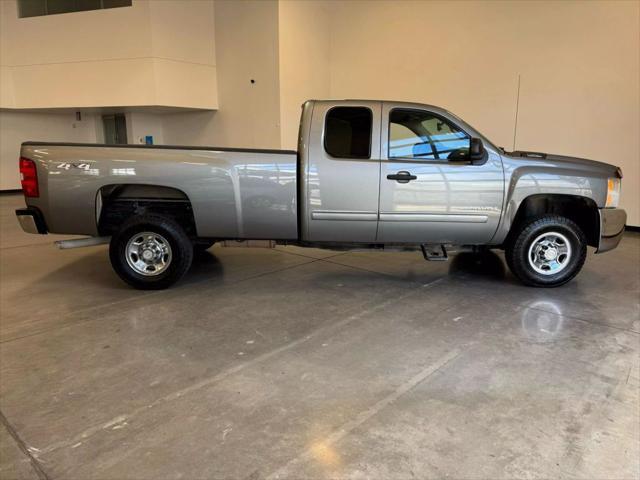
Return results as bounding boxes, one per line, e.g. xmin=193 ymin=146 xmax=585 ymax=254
xmin=505 ymin=215 xmax=587 ymax=287
xmin=109 ymin=214 xmax=194 ymax=290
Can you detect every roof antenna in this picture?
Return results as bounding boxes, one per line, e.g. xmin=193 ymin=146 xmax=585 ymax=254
xmin=512 ymin=73 xmax=521 ymax=152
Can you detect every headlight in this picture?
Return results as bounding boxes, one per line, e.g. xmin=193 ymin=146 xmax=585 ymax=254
xmin=606 ymin=177 xmax=621 ymax=208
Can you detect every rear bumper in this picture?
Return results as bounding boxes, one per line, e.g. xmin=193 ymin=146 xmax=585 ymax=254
xmin=15 ymin=207 xmax=48 ymax=234
xmin=597 ymin=208 xmax=626 ymax=253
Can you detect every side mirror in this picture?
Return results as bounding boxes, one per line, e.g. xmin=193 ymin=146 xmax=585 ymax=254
xmin=469 ymin=137 xmax=485 ymax=163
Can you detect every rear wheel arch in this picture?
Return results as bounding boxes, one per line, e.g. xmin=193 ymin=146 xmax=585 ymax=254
xmin=96 ymin=184 xmax=198 ymax=238
xmin=505 ymin=194 xmax=600 ymax=248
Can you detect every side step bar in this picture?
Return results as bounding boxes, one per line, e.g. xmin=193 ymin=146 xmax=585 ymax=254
xmin=421 ymin=244 xmax=448 ymax=261
xmin=55 ymin=236 xmax=111 ymax=249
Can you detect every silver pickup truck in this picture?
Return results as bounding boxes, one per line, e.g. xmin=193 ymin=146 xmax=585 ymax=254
xmin=16 ymin=100 xmax=626 ymax=289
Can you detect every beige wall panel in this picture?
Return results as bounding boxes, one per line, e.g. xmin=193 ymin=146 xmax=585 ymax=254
xmin=0 ymin=0 xmax=152 ymax=66
xmin=153 ymin=59 xmax=218 ymax=109
xmin=4 ymin=59 xmax=217 ymax=110
xmin=149 ymin=0 xmax=216 ymax=66
xmin=278 ymin=0 xmax=331 ymax=150
xmin=0 ymin=0 xmax=217 ymax=110
xmin=9 ymin=59 xmax=157 ymax=108
xmin=163 ymin=0 xmax=280 ymax=149
xmin=161 ymin=110 xmax=215 ymax=147
xmin=211 ymin=0 xmax=280 ymax=149
xmin=0 ymin=66 xmax=14 ymax=107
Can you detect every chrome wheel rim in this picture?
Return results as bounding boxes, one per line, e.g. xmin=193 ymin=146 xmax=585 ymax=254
xmin=527 ymin=231 xmax=572 ymax=275
xmin=125 ymin=232 xmax=172 ymax=276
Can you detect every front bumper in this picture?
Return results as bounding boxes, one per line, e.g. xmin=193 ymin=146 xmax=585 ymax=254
xmin=15 ymin=207 xmax=48 ymax=234
xmin=597 ymin=208 xmax=626 ymax=253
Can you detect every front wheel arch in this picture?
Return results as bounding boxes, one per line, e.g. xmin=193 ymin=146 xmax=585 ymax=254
xmin=505 ymin=194 xmax=599 ymax=249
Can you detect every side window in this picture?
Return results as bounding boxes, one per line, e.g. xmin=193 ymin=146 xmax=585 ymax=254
xmin=324 ymin=107 xmax=372 ymax=159
xmin=389 ymin=109 xmax=469 ymax=160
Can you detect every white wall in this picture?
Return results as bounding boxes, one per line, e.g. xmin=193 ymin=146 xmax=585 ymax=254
xmin=126 ymin=112 xmax=165 ymax=145
xmin=278 ymin=0 xmax=331 ymax=150
xmin=163 ymin=0 xmax=280 ymax=149
xmin=0 ymin=0 xmax=217 ymax=109
xmin=326 ymin=0 xmax=639 ymax=225
xmin=161 ymin=110 xmax=215 ymax=147
xmin=0 ymin=111 xmax=99 ymax=189
xmin=163 ymin=0 xmax=331 ymax=150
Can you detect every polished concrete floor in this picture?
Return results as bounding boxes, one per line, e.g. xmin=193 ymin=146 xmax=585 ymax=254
xmin=0 ymin=192 xmax=638 ymax=480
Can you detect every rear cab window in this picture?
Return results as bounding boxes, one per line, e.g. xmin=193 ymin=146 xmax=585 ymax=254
xmin=324 ymin=107 xmax=372 ymax=159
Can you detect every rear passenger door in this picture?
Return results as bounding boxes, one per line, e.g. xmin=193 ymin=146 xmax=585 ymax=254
xmin=305 ymin=101 xmax=382 ymax=242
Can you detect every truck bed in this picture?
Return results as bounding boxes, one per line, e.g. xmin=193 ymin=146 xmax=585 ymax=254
xmin=20 ymin=142 xmax=299 ymax=240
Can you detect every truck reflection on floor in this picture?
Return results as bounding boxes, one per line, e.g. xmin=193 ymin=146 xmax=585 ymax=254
xmin=520 ymin=301 xmax=564 ymax=342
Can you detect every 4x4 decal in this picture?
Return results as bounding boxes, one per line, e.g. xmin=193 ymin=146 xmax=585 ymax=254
xmin=56 ymin=162 xmax=91 ymax=171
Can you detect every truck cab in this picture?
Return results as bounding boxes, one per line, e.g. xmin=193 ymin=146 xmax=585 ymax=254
xmin=299 ymin=100 xmax=504 ymax=245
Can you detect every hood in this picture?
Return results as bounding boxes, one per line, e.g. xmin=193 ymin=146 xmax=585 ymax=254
xmin=504 ymin=150 xmax=622 ymax=178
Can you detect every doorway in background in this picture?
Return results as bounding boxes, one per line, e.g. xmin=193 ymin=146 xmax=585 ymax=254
xmin=102 ymin=114 xmax=127 ymax=145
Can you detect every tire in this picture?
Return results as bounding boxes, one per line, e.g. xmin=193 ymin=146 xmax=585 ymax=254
xmin=193 ymin=240 xmax=215 ymax=252
xmin=505 ymin=215 xmax=587 ymax=287
xmin=109 ymin=214 xmax=194 ymax=290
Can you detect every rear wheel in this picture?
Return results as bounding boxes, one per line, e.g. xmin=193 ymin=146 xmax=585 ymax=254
xmin=505 ymin=215 xmax=587 ymax=287
xmin=109 ymin=214 xmax=193 ymax=290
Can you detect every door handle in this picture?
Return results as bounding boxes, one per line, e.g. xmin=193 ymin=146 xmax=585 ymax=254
xmin=387 ymin=171 xmax=417 ymax=183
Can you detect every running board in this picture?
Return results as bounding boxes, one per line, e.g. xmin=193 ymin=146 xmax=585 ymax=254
xmin=421 ymin=244 xmax=448 ymax=261
xmin=55 ymin=236 xmax=111 ymax=249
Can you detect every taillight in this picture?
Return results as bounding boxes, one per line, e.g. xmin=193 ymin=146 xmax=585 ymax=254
xmin=19 ymin=157 xmax=39 ymax=198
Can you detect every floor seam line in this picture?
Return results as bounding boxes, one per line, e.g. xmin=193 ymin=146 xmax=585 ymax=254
xmin=0 ymin=409 xmax=51 ymax=480
xmin=33 ymin=276 xmax=446 ymax=456
xmin=265 ymin=347 xmax=464 ymax=479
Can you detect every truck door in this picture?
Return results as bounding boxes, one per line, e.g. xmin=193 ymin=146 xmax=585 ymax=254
xmin=377 ymin=104 xmax=504 ymax=244
xmin=303 ymin=101 xmax=382 ymax=242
